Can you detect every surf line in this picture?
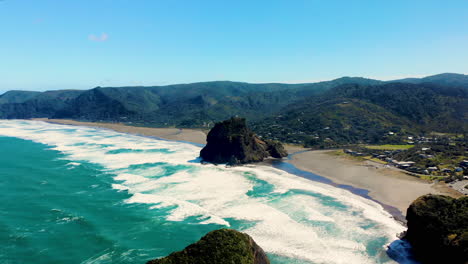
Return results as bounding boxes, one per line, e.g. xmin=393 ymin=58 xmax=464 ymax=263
xmin=37 ymin=120 xmax=405 ymax=223
xmin=267 ymin=158 xmax=405 ymax=224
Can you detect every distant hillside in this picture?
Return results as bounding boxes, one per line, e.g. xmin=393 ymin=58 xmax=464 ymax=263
xmin=0 ymin=90 xmax=41 ymax=104
xmin=0 ymin=90 xmax=83 ymax=119
xmin=0 ymin=78 xmax=380 ymax=125
xmin=252 ymin=82 xmax=467 ymax=146
xmin=0 ymin=73 xmax=466 ymax=146
xmin=392 ymin=73 xmax=468 ymax=88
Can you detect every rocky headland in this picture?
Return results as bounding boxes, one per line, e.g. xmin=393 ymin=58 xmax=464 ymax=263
xmin=200 ymin=117 xmax=287 ymax=164
xmin=147 ymin=229 xmax=270 ymax=264
xmin=404 ymin=194 xmax=467 ymax=264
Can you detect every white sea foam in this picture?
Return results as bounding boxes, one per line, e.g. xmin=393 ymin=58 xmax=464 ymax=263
xmin=114 ymin=173 xmax=149 ymax=184
xmin=126 ymin=193 xmax=229 ymax=226
xmin=111 ymin=184 xmax=129 ymax=191
xmin=0 ymin=120 xmax=405 ymax=264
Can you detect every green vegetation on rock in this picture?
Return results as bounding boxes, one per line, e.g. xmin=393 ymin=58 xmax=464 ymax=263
xmin=200 ymin=117 xmax=287 ymax=164
xmin=147 ymin=229 xmax=270 ymax=264
xmin=405 ymin=194 xmax=468 ymax=264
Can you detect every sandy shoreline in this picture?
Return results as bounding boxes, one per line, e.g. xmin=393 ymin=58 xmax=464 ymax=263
xmin=32 ymin=118 xmax=462 ymax=217
xmin=288 ymin=150 xmax=462 ymax=216
xmin=33 ymin=118 xmax=207 ymax=145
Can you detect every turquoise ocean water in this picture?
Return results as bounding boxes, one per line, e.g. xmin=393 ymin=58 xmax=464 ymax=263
xmin=0 ymin=120 xmax=413 ymax=264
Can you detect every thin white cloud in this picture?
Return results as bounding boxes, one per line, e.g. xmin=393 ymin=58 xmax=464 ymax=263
xmin=88 ymin=33 xmax=109 ymax=42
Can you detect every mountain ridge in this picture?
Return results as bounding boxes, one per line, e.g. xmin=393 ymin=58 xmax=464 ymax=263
xmin=1 ymin=73 xmax=466 ymax=146
xmin=3 ymin=73 xmax=467 ymax=96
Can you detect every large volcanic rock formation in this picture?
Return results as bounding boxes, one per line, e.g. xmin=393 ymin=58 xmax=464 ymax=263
xmin=147 ymin=229 xmax=270 ymax=264
xmin=200 ymin=117 xmax=287 ymax=164
xmin=404 ymin=194 xmax=468 ymax=264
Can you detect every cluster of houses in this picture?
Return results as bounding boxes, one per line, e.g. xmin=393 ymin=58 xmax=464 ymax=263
xmin=344 ymin=148 xmax=404 ymax=159
xmin=344 ymin=149 xmax=365 ymax=156
xmin=344 ymin=148 xmax=467 ymax=176
xmin=387 ymin=133 xmax=453 ymax=145
xmin=460 ymin=160 xmax=468 ymax=173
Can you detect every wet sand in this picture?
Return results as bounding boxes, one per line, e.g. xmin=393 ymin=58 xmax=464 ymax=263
xmin=288 ymin=150 xmax=462 ymax=215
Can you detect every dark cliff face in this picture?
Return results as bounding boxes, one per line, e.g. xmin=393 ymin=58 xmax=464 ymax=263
xmin=404 ymin=194 xmax=468 ymax=264
xmin=147 ymin=229 xmax=270 ymax=264
xmin=264 ymin=139 xmax=288 ymax=158
xmin=200 ymin=117 xmax=287 ymax=164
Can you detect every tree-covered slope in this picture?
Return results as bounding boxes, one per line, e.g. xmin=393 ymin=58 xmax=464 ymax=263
xmin=0 ymin=90 xmax=83 ymax=119
xmin=54 ymin=87 xmax=161 ymax=120
xmin=0 ymin=74 xmax=466 ymax=145
xmin=252 ymin=82 xmax=467 ymax=146
xmin=330 ymin=83 xmax=468 ymax=132
xmin=0 ymin=90 xmax=41 ymax=104
xmin=392 ymin=73 xmax=468 ymax=88
xmin=48 ymin=78 xmax=380 ymax=126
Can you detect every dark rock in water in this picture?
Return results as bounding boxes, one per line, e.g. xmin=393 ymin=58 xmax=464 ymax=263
xmin=404 ymin=194 xmax=468 ymax=264
xmin=200 ymin=117 xmax=288 ymax=164
xmin=147 ymin=229 xmax=270 ymax=264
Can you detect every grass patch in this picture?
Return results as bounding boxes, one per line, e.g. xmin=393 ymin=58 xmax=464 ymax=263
xmin=365 ymin=144 xmax=414 ymax=150
xmin=368 ymin=157 xmax=388 ymax=164
xmin=419 ymin=175 xmax=447 ymax=181
xmin=327 ymin=150 xmax=346 ymax=156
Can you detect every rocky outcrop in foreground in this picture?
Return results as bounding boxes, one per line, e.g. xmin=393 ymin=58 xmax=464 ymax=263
xmin=404 ymin=194 xmax=467 ymax=264
xmin=147 ymin=229 xmax=270 ymax=264
xmin=200 ymin=117 xmax=287 ymax=164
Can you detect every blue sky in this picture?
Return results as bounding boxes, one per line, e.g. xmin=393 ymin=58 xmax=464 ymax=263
xmin=0 ymin=0 xmax=467 ymax=92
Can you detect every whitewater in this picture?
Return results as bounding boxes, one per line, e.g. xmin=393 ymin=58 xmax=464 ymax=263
xmin=0 ymin=120 xmax=412 ymax=264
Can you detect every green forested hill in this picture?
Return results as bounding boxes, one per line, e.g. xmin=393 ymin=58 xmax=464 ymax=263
xmin=392 ymin=73 xmax=468 ymax=88
xmin=0 ymin=90 xmax=41 ymax=104
xmin=0 ymin=90 xmax=83 ymax=119
xmin=331 ymin=83 xmax=467 ymax=132
xmin=0 ymin=74 xmax=466 ymax=146
xmin=252 ymin=82 xmax=467 ymax=146
xmin=0 ymin=78 xmax=379 ymax=125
